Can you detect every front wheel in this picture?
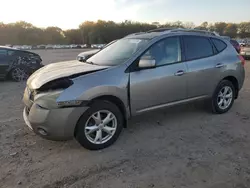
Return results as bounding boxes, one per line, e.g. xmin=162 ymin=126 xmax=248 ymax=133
xmin=75 ymin=100 xmax=123 ymax=150
xmin=211 ymin=80 xmax=235 ymax=114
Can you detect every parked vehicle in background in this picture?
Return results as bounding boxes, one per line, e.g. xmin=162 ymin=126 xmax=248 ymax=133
xmin=0 ymin=46 xmax=43 ymax=81
xmin=238 ymin=40 xmax=246 ymax=47
xmin=77 ymin=49 xmax=100 ymax=62
xmin=21 ymin=45 xmax=32 ymax=50
xmin=23 ymin=28 xmax=245 ymax=150
xmin=45 ymin=45 xmax=54 ymax=49
xmin=12 ymin=45 xmax=22 ymax=49
xmin=97 ymin=44 xmax=106 ymax=49
xmin=230 ymin=39 xmax=241 ymax=53
xmin=77 ymin=40 xmax=117 ymax=62
xmin=240 ymin=46 xmax=250 ymax=59
xmin=37 ymin=45 xmax=46 ymax=49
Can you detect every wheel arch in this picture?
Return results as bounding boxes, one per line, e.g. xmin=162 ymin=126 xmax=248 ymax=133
xmin=73 ymin=95 xmax=128 ymax=138
xmin=222 ymin=76 xmax=239 ymax=99
xmin=88 ymin=95 xmax=128 ymax=128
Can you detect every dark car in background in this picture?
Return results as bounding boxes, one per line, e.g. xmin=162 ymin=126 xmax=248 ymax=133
xmin=230 ymin=39 xmax=241 ymax=53
xmin=0 ymin=46 xmax=43 ymax=81
xmin=77 ymin=49 xmax=100 ymax=62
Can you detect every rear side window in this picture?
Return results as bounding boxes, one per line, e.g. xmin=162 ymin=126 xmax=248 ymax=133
xmin=211 ymin=38 xmax=227 ymax=52
xmin=230 ymin=40 xmax=239 ymax=46
xmin=183 ymin=36 xmax=213 ymax=61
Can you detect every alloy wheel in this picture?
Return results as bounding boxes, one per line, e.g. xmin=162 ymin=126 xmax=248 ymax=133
xmin=12 ymin=68 xmax=29 ymax=81
xmin=217 ymin=86 xmax=233 ymax=110
xmin=84 ymin=110 xmax=117 ymax=144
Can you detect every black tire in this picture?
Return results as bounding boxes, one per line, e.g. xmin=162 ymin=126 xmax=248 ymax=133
xmin=10 ymin=67 xmax=29 ymax=82
xmin=75 ymin=100 xmax=124 ymax=150
xmin=211 ymin=80 xmax=235 ymax=114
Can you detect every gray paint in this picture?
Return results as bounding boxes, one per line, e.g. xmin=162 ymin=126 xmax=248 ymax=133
xmin=23 ymin=31 xmax=245 ymax=140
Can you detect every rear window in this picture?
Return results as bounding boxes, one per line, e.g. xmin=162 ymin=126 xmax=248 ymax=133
xmin=183 ymin=36 xmax=214 ymax=61
xmin=211 ymin=38 xmax=227 ymax=52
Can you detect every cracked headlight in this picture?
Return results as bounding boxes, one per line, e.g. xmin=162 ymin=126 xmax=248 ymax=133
xmin=34 ymin=90 xmax=62 ymax=109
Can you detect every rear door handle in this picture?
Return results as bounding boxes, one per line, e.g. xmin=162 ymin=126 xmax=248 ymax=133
xmin=215 ymin=63 xmax=224 ymax=68
xmin=174 ymin=70 xmax=185 ymax=76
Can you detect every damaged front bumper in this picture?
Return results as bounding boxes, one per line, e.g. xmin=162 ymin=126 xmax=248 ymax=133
xmin=22 ymin=87 xmax=89 ymax=140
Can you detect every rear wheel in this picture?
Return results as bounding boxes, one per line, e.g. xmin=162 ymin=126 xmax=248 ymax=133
xmin=75 ymin=100 xmax=123 ymax=150
xmin=211 ymin=80 xmax=235 ymax=114
xmin=10 ymin=67 xmax=29 ymax=82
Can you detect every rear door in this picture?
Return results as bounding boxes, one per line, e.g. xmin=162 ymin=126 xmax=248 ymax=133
xmin=183 ymin=35 xmax=219 ymax=98
xmin=0 ymin=49 xmax=9 ymax=77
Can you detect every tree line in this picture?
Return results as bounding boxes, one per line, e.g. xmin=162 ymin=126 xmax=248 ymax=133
xmin=0 ymin=20 xmax=250 ymax=45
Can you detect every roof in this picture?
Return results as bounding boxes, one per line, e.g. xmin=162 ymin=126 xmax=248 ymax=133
xmin=0 ymin=46 xmax=39 ymax=55
xmin=0 ymin=45 xmax=14 ymax=49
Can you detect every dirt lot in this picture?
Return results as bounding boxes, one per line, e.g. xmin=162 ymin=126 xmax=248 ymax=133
xmin=1 ymin=49 xmax=250 ymax=188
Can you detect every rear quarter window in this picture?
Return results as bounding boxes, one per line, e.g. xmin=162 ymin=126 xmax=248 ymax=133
xmin=183 ymin=36 xmax=214 ymax=61
xmin=230 ymin=40 xmax=239 ymax=46
xmin=211 ymin=38 xmax=227 ymax=53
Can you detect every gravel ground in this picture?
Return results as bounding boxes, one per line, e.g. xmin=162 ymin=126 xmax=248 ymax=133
xmin=1 ymin=49 xmax=250 ymax=188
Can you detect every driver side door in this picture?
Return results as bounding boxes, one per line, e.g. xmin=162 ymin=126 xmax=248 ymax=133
xmin=129 ymin=36 xmax=188 ymax=115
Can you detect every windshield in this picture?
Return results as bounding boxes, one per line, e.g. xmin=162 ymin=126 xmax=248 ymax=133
xmin=87 ymin=38 xmax=149 ymax=66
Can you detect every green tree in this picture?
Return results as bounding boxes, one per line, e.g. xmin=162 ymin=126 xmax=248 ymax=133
xmin=213 ymin=22 xmax=227 ymax=35
xmin=238 ymin=22 xmax=250 ymax=38
xmin=224 ymin=23 xmax=238 ymax=38
xmin=0 ymin=20 xmax=250 ymax=45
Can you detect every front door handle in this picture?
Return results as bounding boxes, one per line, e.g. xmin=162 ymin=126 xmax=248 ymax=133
xmin=174 ymin=70 xmax=185 ymax=76
xmin=215 ymin=63 xmax=224 ymax=68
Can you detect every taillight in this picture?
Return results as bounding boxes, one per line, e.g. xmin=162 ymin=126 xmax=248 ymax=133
xmin=239 ymin=55 xmax=245 ymax=66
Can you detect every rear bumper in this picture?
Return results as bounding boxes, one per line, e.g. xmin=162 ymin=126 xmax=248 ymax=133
xmin=23 ymin=103 xmax=88 ymax=141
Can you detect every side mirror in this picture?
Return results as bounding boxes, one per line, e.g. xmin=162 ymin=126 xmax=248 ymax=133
xmin=138 ymin=56 xmax=156 ymax=68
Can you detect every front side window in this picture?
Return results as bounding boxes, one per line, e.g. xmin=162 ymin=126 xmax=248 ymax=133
xmin=183 ymin=36 xmax=213 ymax=61
xmin=7 ymin=50 xmax=16 ymax=56
xmin=87 ymin=38 xmax=149 ymax=66
xmin=142 ymin=37 xmax=181 ymax=66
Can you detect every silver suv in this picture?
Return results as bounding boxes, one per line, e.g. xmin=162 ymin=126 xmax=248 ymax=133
xmin=23 ymin=29 xmax=245 ymax=150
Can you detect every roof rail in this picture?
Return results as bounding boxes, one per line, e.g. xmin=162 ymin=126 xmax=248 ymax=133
xmin=147 ymin=27 xmax=179 ymax=33
xmin=125 ymin=28 xmax=220 ymax=38
xmin=125 ymin=32 xmax=145 ymax=37
xmin=146 ymin=28 xmax=220 ymax=36
xmin=168 ymin=28 xmax=220 ymax=36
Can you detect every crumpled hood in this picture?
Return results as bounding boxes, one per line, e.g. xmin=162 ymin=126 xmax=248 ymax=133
xmin=27 ymin=60 xmax=108 ymax=89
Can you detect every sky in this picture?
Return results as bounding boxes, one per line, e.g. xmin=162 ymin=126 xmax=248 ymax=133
xmin=1 ymin=0 xmax=250 ymax=29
